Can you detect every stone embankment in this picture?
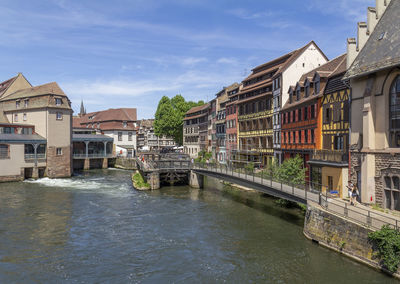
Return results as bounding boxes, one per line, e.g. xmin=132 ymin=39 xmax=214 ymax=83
xmin=115 ymin=157 xmax=137 ymax=170
xmin=304 ymin=202 xmax=400 ymax=278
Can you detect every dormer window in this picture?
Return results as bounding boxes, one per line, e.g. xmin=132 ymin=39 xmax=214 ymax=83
xmin=296 ymin=86 xmax=300 ymax=101
xmin=305 ymin=81 xmax=310 ymax=97
xmin=123 ymin=121 xmax=127 ymax=128
xmin=55 ymin=98 xmax=62 ymax=106
xmin=289 ymin=89 xmax=293 ymax=104
xmin=24 ymin=99 xmax=29 ymax=107
xmin=16 ymin=100 xmax=20 ymax=109
xmin=314 ymin=74 xmax=320 ymax=95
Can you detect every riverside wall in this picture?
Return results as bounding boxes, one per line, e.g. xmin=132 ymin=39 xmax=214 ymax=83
xmin=304 ymin=203 xmax=400 ymax=278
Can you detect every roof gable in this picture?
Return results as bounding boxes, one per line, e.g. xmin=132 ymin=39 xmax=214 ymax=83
xmin=344 ymin=0 xmax=400 ymax=79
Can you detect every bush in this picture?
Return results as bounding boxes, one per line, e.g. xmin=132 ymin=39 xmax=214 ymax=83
xmin=132 ymin=172 xmax=150 ymax=189
xmin=368 ymin=225 xmax=400 ymax=273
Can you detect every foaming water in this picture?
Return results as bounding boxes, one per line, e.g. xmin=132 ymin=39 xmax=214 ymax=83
xmin=0 ymin=170 xmax=396 ymax=283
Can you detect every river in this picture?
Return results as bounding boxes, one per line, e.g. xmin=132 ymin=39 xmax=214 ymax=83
xmin=0 ymin=169 xmax=396 ymax=283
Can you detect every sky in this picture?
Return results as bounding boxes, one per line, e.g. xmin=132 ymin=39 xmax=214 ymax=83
xmin=0 ymin=0 xmax=374 ymax=119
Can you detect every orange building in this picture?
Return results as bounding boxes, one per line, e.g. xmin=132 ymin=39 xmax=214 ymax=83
xmin=281 ymin=55 xmax=346 ymax=184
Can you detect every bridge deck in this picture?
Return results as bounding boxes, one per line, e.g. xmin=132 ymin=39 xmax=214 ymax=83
xmin=193 ymin=164 xmax=400 ymax=231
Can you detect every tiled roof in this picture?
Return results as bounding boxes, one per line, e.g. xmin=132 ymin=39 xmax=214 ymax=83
xmin=344 ymin=0 xmax=400 ymax=79
xmin=186 ymin=103 xmax=209 ymax=115
xmin=0 ymin=133 xmax=46 ymax=143
xmin=79 ymin=108 xmax=137 ymax=123
xmin=282 ymin=54 xmax=347 ymax=111
xmin=0 ymin=82 xmax=67 ymax=101
xmin=0 ymin=76 xmax=17 ymax=97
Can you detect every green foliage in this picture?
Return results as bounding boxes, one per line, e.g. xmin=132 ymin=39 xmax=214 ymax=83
xmin=275 ymin=155 xmax=306 ymax=185
xmin=132 ymin=172 xmax=150 ymax=189
xmin=368 ymin=225 xmax=400 ymax=273
xmin=244 ymin=162 xmax=255 ymax=172
xmin=154 ymin=95 xmax=204 ymax=145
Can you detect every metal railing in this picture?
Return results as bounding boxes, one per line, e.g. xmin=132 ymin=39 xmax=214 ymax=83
xmin=192 ymin=162 xmax=399 ymax=231
xmin=73 ymin=153 xmax=114 ymax=158
xmin=24 ymin=153 xmax=46 ymax=160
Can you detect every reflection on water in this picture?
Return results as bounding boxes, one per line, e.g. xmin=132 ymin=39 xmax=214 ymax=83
xmin=0 ymin=169 xmax=396 ymax=283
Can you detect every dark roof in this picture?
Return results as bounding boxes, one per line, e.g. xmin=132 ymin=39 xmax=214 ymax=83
xmin=344 ymin=0 xmax=400 ymax=79
xmin=72 ymin=133 xmax=113 ymax=142
xmin=0 ymin=133 xmax=46 ymax=143
xmin=186 ymin=103 xmax=209 ymax=115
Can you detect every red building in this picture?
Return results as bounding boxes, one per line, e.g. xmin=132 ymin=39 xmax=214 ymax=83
xmin=281 ymin=55 xmax=346 ymax=183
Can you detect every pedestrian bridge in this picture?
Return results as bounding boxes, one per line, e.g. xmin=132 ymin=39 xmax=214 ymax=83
xmin=191 ymin=163 xmax=400 ymax=231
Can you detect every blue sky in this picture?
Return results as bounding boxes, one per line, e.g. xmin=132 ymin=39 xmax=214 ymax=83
xmin=0 ymin=0 xmax=374 ymax=119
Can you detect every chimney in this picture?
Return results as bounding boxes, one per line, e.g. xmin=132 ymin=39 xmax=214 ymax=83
xmin=367 ymin=7 xmax=377 ymax=35
xmin=375 ymin=0 xmax=391 ymax=20
xmin=347 ymin=38 xmax=357 ymax=69
xmin=357 ymin=22 xmax=368 ymax=51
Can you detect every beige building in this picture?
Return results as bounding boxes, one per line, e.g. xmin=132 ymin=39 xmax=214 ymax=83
xmin=344 ymin=0 xmax=399 ymax=209
xmin=0 ymin=73 xmax=73 ymax=180
xmin=183 ymin=104 xmax=209 ymax=158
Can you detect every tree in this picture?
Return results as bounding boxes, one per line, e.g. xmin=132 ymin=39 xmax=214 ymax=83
xmin=276 ymin=155 xmax=306 ymax=185
xmin=154 ymin=95 xmax=204 ymax=145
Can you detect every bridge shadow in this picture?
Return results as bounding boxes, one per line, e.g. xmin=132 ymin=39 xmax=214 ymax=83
xmin=205 ymin=177 xmax=305 ymax=227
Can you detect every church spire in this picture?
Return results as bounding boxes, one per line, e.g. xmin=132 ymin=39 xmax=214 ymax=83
xmin=79 ymin=100 xmax=86 ymax=117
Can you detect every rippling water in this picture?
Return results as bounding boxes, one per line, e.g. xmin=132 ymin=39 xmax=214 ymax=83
xmin=0 ymin=169 xmax=396 ymax=283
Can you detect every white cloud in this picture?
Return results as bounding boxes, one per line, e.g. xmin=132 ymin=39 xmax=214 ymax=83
xmin=181 ymin=57 xmax=208 ymax=66
xmin=226 ymin=8 xmax=273 ymax=20
xmin=217 ymin=57 xmax=238 ymax=65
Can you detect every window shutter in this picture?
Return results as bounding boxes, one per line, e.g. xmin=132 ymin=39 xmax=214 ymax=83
xmin=343 ymin=100 xmax=349 ymax=122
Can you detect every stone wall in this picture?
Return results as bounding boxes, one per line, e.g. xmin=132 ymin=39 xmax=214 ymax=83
xmin=47 ymin=145 xmax=72 ymax=178
xmin=350 ymin=150 xmax=400 ymax=207
xmin=114 ymin=157 xmax=137 ymax=170
xmin=304 ymin=203 xmax=400 ymax=277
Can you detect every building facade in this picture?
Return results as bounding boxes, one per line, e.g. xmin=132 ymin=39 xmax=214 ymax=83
xmin=344 ymin=0 xmax=399 ymax=209
xmin=272 ymin=41 xmax=329 ymax=164
xmin=183 ymin=104 xmax=209 ymax=158
xmin=0 ymin=73 xmax=73 ymax=180
xmin=226 ymin=84 xmax=241 ymax=161
xmin=74 ymin=108 xmax=138 ymax=157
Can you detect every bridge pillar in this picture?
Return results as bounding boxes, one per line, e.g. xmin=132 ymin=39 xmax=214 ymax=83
xmin=189 ymin=171 xmax=204 ymax=189
xmin=148 ymin=172 xmax=160 ymax=190
xmin=84 ymin=158 xmax=90 ymax=170
xmin=102 ymin=158 xmax=108 ymax=169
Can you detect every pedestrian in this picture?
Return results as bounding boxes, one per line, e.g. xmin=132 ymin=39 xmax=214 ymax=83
xmin=346 ymin=182 xmax=353 ymax=202
xmin=351 ymin=185 xmax=359 ymax=206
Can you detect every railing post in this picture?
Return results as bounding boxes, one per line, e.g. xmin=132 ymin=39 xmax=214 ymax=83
xmin=367 ymin=211 xmax=372 ymax=226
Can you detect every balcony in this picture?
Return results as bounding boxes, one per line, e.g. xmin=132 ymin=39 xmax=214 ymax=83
xmin=73 ymin=153 xmax=114 ymax=159
xmin=309 ymin=150 xmax=348 ymax=166
xmin=24 ymin=153 xmax=46 ymax=160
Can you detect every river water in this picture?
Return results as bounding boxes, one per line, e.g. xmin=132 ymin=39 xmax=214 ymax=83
xmin=0 ymin=169 xmax=396 ymax=283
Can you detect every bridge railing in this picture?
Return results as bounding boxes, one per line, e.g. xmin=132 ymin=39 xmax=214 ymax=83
xmin=193 ymin=162 xmax=399 ymax=231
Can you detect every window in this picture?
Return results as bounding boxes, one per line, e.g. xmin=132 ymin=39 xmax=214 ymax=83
xmin=311 ymin=105 xmax=315 ymax=119
xmin=0 ymin=144 xmax=9 ymax=159
xmin=296 ymin=87 xmax=300 ymax=101
xmin=305 ymin=81 xmax=310 ymax=97
xmin=24 ymin=99 xmax=29 ymax=108
xmin=324 ymin=105 xmax=331 ymax=124
xmin=23 ymin=113 xmax=27 ymax=121
xmin=298 ymin=108 xmax=302 ymax=121
xmin=389 ymin=76 xmax=400 ymax=147
xmin=328 ymin=176 xmax=333 ymax=191
xmin=334 ymin=135 xmax=344 ymax=150
xmin=123 ymin=121 xmax=127 ymax=128
xmin=16 ymin=101 xmax=20 ymax=108
xmin=383 ymin=175 xmax=400 ymax=211
xmin=56 ymin=112 xmax=63 ymax=120
xmin=305 ymin=129 xmax=308 ymax=144
xmin=333 ymin=102 xmax=341 ymax=122
xmin=118 ymin=132 xmax=122 ymax=141
xmin=128 ymin=132 xmax=132 ymax=141
xmin=304 ymin=106 xmax=308 ymax=120
xmin=55 ymin=98 xmax=62 ymax=105
xmin=56 ymin=148 xmax=62 ymax=155
xmin=14 ymin=114 xmax=18 ymax=122
xmin=311 ymin=129 xmax=315 ymax=143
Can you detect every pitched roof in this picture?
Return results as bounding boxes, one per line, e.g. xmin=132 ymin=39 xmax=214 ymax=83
xmin=79 ymin=108 xmax=137 ymax=123
xmin=298 ymin=53 xmax=347 ymax=83
xmin=186 ymin=103 xmax=209 ymax=115
xmin=0 ymin=76 xmax=17 ymax=97
xmin=0 ymin=82 xmax=66 ymax=101
xmin=282 ymin=54 xmax=347 ymax=111
xmin=344 ymin=0 xmax=400 ymax=79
